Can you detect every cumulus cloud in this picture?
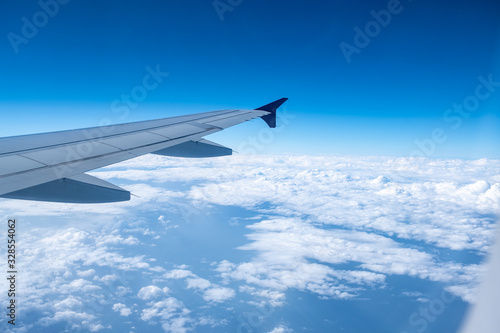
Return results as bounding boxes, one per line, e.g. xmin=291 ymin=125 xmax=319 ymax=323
xmin=215 ymin=217 xmax=484 ymax=300
xmin=164 ymin=269 xmax=194 ymax=279
xmin=186 ymin=277 xmax=211 ymax=290
xmin=138 ymin=285 xmax=169 ymax=300
xmin=1 ymin=224 xmax=165 ymax=332
xmin=140 ymin=298 xmax=192 ymax=333
xmin=164 ymin=268 xmax=236 ymax=304
xmin=202 ymin=287 xmax=235 ymax=303
xmin=112 ymin=303 xmax=132 ymax=316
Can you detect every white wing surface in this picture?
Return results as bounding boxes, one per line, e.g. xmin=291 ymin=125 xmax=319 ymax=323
xmin=0 ymin=98 xmax=287 ymax=203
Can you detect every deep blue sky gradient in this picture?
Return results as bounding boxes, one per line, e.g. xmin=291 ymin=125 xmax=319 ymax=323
xmin=1 ymin=0 xmax=499 ymax=158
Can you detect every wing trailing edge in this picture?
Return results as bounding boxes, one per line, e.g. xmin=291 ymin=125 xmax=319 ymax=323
xmin=0 ymin=173 xmax=130 ymax=203
xmin=152 ymin=139 xmax=232 ymax=158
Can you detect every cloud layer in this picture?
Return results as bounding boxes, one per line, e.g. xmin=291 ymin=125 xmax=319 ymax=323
xmin=0 ymin=154 xmax=498 ymax=332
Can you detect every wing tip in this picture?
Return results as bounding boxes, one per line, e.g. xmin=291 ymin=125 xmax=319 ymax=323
xmin=256 ymin=98 xmax=288 ymax=128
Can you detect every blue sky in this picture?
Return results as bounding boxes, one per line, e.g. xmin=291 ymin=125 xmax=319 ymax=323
xmin=1 ymin=0 xmax=500 ymax=158
xmin=2 ymin=3 xmax=500 ymax=332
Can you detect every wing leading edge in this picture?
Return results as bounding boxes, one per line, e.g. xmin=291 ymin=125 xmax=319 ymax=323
xmin=0 ymin=98 xmax=288 ymax=203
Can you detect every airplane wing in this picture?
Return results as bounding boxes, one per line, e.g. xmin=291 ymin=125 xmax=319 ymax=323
xmin=0 ymin=98 xmax=288 ymax=203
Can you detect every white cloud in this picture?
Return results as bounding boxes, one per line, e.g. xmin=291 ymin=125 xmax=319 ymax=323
xmin=138 ymin=285 xmax=168 ymax=300
xmin=215 ymin=217 xmax=483 ymax=300
xmin=96 ymin=234 xmax=140 ymax=246
xmin=54 ymin=296 xmax=83 ymax=310
xmin=60 ymin=279 xmax=101 ymax=294
xmin=140 ymin=298 xmax=192 ymax=332
xmin=86 ymin=154 xmax=499 ymax=303
xmin=240 ymin=286 xmax=286 ymax=307
xmin=1 ymin=153 xmax=497 ymax=331
xmin=164 ymin=269 xmax=235 ymax=304
xmin=268 ymin=326 xmax=293 ymax=333
xmin=97 ymin=274 xmax=119 ymax=284
xmin=202 ymin=287 xmax=235 ymax=303
xmin=2 ymin=224 xmax=166 ymax=331
xmin=164 ymin=269 xmax=194 ymax=279
xmin=39 ymin=310 xmax=99 ymax=330
xmin=112 ymin=303 xmax=132 ymax=317
xmin=186 ymin=277 xmax=211 ymax=290
xmin=178 ymin=155 xmax=499 ymax=252
xmin=77 ymin=269 xmax=96 ymax=277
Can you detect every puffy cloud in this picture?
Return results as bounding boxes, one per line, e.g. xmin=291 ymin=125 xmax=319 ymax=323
xmin=95 ymin=234 xmax=140 ymax=246
xmin=184 ymin=156 xmax=498 ymax=252
xmin=164 ymin=269 xmax=194 ymax=279
xmin=164 ymin=269 xmax=236 ymax=304
xmin=60 ymin=279 xmax=101 ymax=294
xmin=186 ymin=277 xmax=211 ymax=290
xmin=112 ymin=303 xmax=132 ymax=316
xmin=3 ymin=224 xmax=165 ymax=331
xmin=202 ymin=287 xmax=235 ymax=303
xmin=216 ymin=217 xmax=483 ymax=300
xmin=140 ymin=298 xmax=192 ymax=332
xmin=138 ymin=285 xmax=169 ymax=300
xmin=77 ymin=269 xmax=96 ymax=278
xmin=38 ymin=310 xmax=102 ymax=331
xmin=54 ymin=296 xmax=83 ymax=310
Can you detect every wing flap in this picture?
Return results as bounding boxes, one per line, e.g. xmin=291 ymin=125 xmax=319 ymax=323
xmin=0 ymin=155 xmax=46 ymax=176
xmin=99 ymin=131 xmax=168 ymax=150
xmin=152 ymin=139 xmax=232 ymax=158
xmin=0 ymin=173 xmax=130 ymax=203
xmin=148 ymin=123 xmax=214 ymax=139
xmin=19 ymin=141 xmax=120 ymax=166
xmin=205 ymin=111 xmax=266 ymax=128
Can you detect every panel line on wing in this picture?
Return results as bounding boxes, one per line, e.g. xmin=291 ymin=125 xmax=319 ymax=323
xmin=0 ymin=109 xmax=245 ymax=157
xmin=0 ymin=128 xmax=213 ymax=180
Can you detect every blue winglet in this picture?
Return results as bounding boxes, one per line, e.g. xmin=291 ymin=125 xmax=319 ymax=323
xmin=256 ymin=98 xmax=288 ymax=128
